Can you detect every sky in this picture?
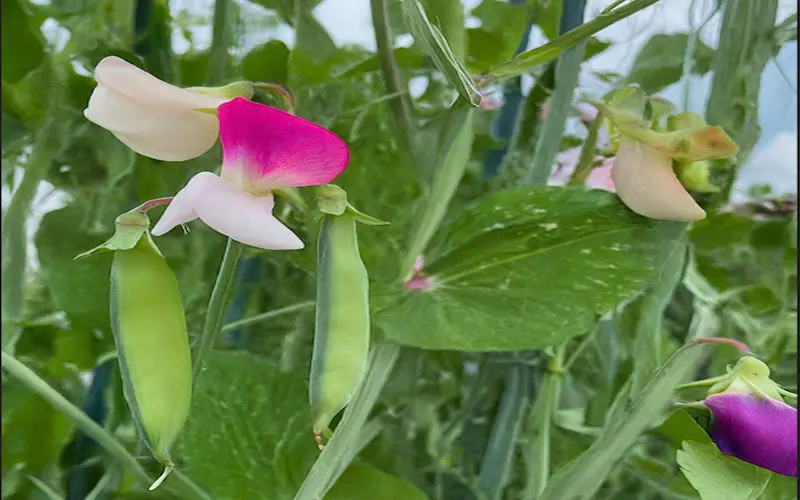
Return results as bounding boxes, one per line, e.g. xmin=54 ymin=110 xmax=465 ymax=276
xmin=5 ymin=0 xmax=798 ymax=268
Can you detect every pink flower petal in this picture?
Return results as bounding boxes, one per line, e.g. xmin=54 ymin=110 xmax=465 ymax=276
xmin=218 ymin=98 xmax=349 ymax=192
xmin=585 ymin=159 xmax=616 ymax=193
xmin=151 ymin=172 xmax=304 ymax=250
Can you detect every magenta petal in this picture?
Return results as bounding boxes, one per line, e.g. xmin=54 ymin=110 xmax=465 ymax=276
xmin=218 ymin=98 xmax=349 ymax=191
xmin=705 ymin=393 xmax=798 ymax=477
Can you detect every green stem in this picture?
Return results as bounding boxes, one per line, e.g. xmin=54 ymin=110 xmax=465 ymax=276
xmin=1 ymin=352 xmax=211 ymax=500
xmin=294 ymin=341 xmax=400 ymax=500
xmin=567 ymin=114 xmax=603 ymax=186
xmin=484 ymin=0 xmax=662 ymax=81
xmin=193 ymin=238 xmax=244 ymax=381
xmin=207 ymin=0 xmax=230 ymax=85
xmin=523 ymin=1 xmax=587 ymax=187
xmin=1 ymin=118 xmax=57 ymax=352
xmin=523 ymin=346 xmax=565 ymax=500
xmin=220 ymin=300 xmax=315 ymax=332
xmin=370 ymin=0 xmax=416 ymax=159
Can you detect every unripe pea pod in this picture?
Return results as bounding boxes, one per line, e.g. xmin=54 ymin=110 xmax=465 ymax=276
xmin=309 ymin=185 xmax=387 ymax=446
xmin=76 ymin=210 xmax=191 ymax=489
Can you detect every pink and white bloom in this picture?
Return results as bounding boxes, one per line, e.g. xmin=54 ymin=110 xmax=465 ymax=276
xmin=151 ymin=97 xmax=349 ymax=250
xmin=84 ymin=56 xmax=230 ymax=162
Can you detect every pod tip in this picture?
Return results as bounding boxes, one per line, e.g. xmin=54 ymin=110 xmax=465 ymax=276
xmin=149 ymin=465 xmax=173 ymax=491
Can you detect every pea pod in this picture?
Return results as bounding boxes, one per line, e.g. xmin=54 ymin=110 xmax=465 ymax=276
xmin=310 ymin=185 xmax=387 ymax=440
xmin=76 ymin=211 xmax=191 ymax=488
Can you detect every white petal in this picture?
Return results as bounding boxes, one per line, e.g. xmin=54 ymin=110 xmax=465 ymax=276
xmin=93 ymin=56 xmax=228 ymax=110
xmin=612 ymin=138 xmax=706 ymax=222
xmin=84 ymin=57 xmax=228 ymax=161
xmin=151 ymin=174 xmax=208 ymax=236
xmin=152 ymin=172 xmax=304 ymax=250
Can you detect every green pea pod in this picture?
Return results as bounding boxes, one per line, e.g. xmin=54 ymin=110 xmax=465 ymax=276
xmin=76 ymin=211 xmax=191 ymax=489
xmin=310 ymin=185 xmax=387 ymax=439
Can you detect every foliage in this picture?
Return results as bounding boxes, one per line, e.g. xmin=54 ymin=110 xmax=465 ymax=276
xmin=1 ymin=0 xmax=797 ymax=499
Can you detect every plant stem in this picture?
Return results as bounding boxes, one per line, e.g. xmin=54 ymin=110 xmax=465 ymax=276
xmin=1 ymin=352 xmax=211 ymax=500
xmin=294 ymin=341 xmax=400 ymax=500
xmin=220 ymin=300 xmax=315 ymax=332
xmin=567 ymin=114 xmax=603 ymax=186
xmin=207 ymin=0 xmax=230 ymax=85
xmin=523 ymin=0 xmax=587 ymax=187
xmin=484 ymin=0 xmax=662 ymax=81
xmin=523 ymin=345 xmax=565 ymax=500
xmin=193 ymin=238 xmax=244 ymax=381
xmin=370 ymin=0 xmax=416 ymax=159
xmin=1 ymin=118 xmax=58 ymax=352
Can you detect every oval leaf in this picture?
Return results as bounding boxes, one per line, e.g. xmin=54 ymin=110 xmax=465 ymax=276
xmin=376 ymin=188 xmax=687 ymax=351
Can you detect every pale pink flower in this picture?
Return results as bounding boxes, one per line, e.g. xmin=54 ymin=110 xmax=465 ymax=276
xmin=84 ymin=57 xmax=230 ymax=161
xmin=585 ymin=158 xmax=616 ymax=192
xmin=478 ymin=94 xmax=504 ymax=110
xmin=151 ymin=98 xmax=349 ymax=249
xmin=611 ymin=137 xmax=705 ymax=222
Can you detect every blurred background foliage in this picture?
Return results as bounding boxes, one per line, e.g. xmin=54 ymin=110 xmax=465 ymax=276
xmin=1 ymin=0 xmax=797 ymax=499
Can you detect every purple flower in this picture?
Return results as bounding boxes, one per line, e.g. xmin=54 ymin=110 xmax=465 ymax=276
xmin=705 ymin=392 xmax=798 ymax=477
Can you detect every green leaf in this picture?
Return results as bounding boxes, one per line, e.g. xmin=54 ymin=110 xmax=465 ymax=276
xmin=531 ymin=0 xmax=563 ymax=40
xmin=242 ymin=40 xmax=290 ymax=86
xmin=1 ymin=113 xmax=29 ymax=155
xmin=656 ymin=410 xmax=712 ymax=449
xmin=537 ymin=307 xmax=717 ymax=500
xmin=677 ymin=441 xmax=771 ymax=500
xmin=1 ymin=0 xmax=45 ymax=85
xmin=377 ymin=188 xmax=686 ymax=351
xmin=625 ymin=33 xmax=716 ymax=94
xmin=1 ymin=374 xmax=74 ymax=499
xmin=35 ymin=205 xmax=114 ymax=331
xmin=402 ymin=0 xmax=481 ymax=105
xmin=178 ymin=350 xmax=317 ymax=499
xmin=466 ymin=0 xmax=528 ymax=73
xmin=326 ymin=463 xmax=428 ymax=500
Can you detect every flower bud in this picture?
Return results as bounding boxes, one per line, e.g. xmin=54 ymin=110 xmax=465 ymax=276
xmin=702 ymin=357 xmax=798 ymax=477
xmin=674 ymin=160 xmax=720 ymax=193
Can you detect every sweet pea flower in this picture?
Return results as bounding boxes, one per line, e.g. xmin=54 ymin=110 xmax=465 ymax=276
xmin=705 ymin=392 xmax=797 ymax=477
xmin=84 ymin=56 xmax=245 ymax=161
xmin=682 ymin=355 xmax=798 ymax=477
xmin=592 ymin=97 xmax=738 ymax=222
xmin=150 ymin=97 xmax=349 ymax=249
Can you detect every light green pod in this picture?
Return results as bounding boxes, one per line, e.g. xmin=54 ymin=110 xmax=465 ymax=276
xmin=110 ymin=232 xmax=192 ymax=465
xmin=310 ymin=213 xmax=370 ymax=434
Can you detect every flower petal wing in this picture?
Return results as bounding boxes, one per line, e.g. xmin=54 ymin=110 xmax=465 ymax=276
xmin=218 ymin=98 xmax=349 ymax=190
xmin=92 ymin=56 xmax=228 ymax=109
xmin=611 ymin=137 xmax=706 ymax=222
xmin=84 ymin=57 xmax=227 ymax=161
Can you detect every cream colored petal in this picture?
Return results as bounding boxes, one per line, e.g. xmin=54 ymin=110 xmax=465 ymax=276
xmin=93 ymin=56 xmax=228 ymax=110
xmin=85 ymin=86 xmax=221 ymax=161
xmin=611 ymin=137 xmax=706 ymax=222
